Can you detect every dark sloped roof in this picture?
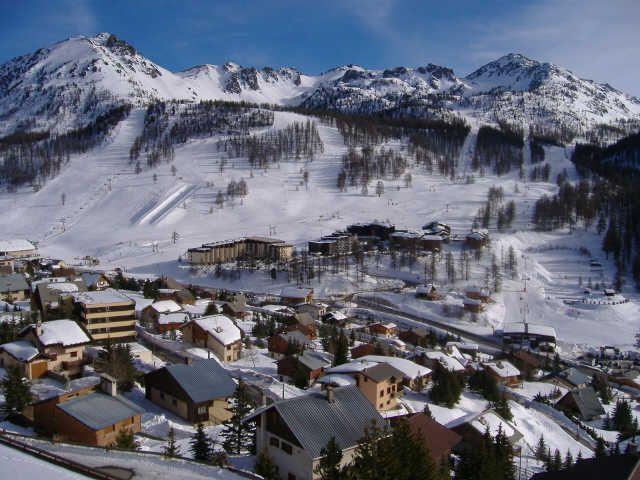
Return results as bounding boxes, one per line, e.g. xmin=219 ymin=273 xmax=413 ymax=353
xmin=530 ymin=454 xmax=640 ymax=480
xmin=560 ymin=367 xmax=592 ymax=387
xmin=57 ymin=392 xmax=143 ymax=430
xmin=0 ymin=273 xmax=28 ymax=293
xmin=403 ymin=413 xmax=461 ymax=462
xmin=250 ymin=385 xmax=384 ymax=458
xmin=164 ymin=359 xmax=236 ymax=403
xmin=363 ymin=363 xmax=404 ymax=382
xmin=566 ymin=386 xmax=604 ymax=419
xmin=298 ymin=351 xmax=332 ymax=371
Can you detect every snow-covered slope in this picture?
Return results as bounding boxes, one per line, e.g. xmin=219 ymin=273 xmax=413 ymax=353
xmin=2 ymin=34 xmax=639 ymax=136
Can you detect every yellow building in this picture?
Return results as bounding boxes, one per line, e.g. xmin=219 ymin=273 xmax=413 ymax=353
xmin=73 ymin=289 xmax=136 ymax=343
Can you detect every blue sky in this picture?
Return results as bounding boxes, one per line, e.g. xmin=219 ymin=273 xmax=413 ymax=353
xmin=1 ymin=0 xmax=639 ymax=94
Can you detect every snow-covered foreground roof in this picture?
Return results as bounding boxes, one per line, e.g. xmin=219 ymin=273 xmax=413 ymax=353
xmin=0 ymin=442 xmax=86 ymax=479
xmin=157 ymin=312 xmax=189 ymax=325
xmin=328 ymin=355 xmax=431 ymax=380
xmin=34 ymin=319 xmax=91 ymax=347
xmin=484 ymin=360 xmax=520 ymax=378
xmin=0 ymin=340 xmax=40 ymax=361
xmin=150 ymin=300 xmax=182 ymax=313
xmin=422 ymin=350 xmax=466 ymax=372
xmin=192 ymin=315 xmax=241 ymax=345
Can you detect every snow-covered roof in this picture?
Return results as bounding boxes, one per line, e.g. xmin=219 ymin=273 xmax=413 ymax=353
xmin=157 ymin=312 xmax=189 ymax=325
xmin=316 ymin=373 xmax=356 ymax=387
xmin=46 ymin=282 xmax=79 ymax=293
xmin=331 ymin=355 xmax=432 ymax=380
xmin=261 ymin=304 xmax=292 ymax=313
xmin=327 ymin=311 xmax=348 ymax=321
xmin=463 ymin=297 xmax=483 ymax=306
xmin=38 ymin=319 xmax=91 ymax=347
xmin=422 ymin=235 xmax=444 ymax=241
xmin=73 ymin=288 xmax=134 ymax=305
xmin=502 ymin=322 xmax=557 ymax=339
xmin=281 ymin=286 xmax=313 ymax=298
xmin=0 ymin=239 xmax=35 ymax=253
xmin=470 ymin=411 xmax=516 ymax=438
xmin=484 ymin=360 xmax=520 ymax=378
xmin=150 ymin=299 xmax=182 ymax=313
xmin=0 ymin=339 xmax=40 ymax=361
xmin=422 ymin=350 xmax=466 ymax=372
xmin=191 ymin=315 xmax=241 ymax=345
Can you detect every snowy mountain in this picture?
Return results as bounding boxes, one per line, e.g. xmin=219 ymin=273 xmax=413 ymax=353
xmin=1 ymin=33 xmax=640 ymax=137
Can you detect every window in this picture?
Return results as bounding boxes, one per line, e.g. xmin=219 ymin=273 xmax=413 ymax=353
xmin=281 ymin=442 xmax=293 ymax=454
xmin=197 ymin=406 xmax=207 ymax=415
xmin=70 ymin=351 xmax=77 ymax=358
xmin=379 ymin=403 xmax=383 ymax=409
xmin=379 ymin=390 xmax=384 ymax=398
xmin=270 ymin=437 xmax=280 ymax=448
xmin=386 ymin=387 xmax=391 ymax=394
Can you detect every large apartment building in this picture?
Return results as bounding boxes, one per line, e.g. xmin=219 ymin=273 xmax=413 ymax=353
xmin=73 ymin=289 xmax=136 ymax=343
xmin=187 ymin=236 xmax=293 ymax=264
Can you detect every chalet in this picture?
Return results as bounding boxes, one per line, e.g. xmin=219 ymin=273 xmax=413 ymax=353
xmin=246 ymin=385 xmax=385 ymax=480
xmin=556 ymin=387 xmax=604 ymax=421
xmin=483 ymin=360 xmax=521 ymax=387
xmin=36 ymin=278 xmax=87 ymax=318
xmin=322 ymin=310 xmax=349 ymax=326
xmin=555 ymin=367 xmax=593 ymax=389
xmin=219 ymin=294 xmax=247 ymax=319
xmin=277 ymin=351 xmax=333 ymax=385
xmin=502 ymin=322 xmax=557 ymax=349
xmin=419 ymin=350 xmax=466 ymax=374
xmin=0 ymin=239 xmax=37 ymax=258
xmin=0 ymin=273 xmax=29 ymax=302
xmin=155 ymin=312 xmax=189 ymax=334
xmin=145 ymin=359 xmax=236 ymax=424
xmin=465 ymin=287 xmax=491 ymax=303
xmin=73 ymin=289 xmax=136 ymax=343
xmin=416 ymin=284 xmax=441 ymax=300
xmin=0 ymin=255 xmax=14 ymax=275
xmin=389 ymin=231 xmax=422 ymax=250
xmin=181 ymin=315 xmax=242 ymax=362
xmin=141 ymin=300 xmax=182 ymax=328
xmin=183 ymin=298 xmax=214 ymax=319
xmin=368 ymin=321 xmax=398 ymax=337
xmin=0 ymin=319 xmax=91 ymax=379
xmin=399 ymin=327 xmax=429 ymax=347
xmin=291 ymin=312 xmax=317 ymax=337
xmin=308 ymin=233 xmax=351 ymax=256
xmin=450 ymin=409 xmax=523 ymax=448
xmin=268 ymin=330 xmax=310 ymax=358
xmin=401 ymin=413 xmax=461 ymax=463
xmin=79 ymin=272 xmax=110 ymax=291
xmin=350 ymin=343 xmax=376 ymax=359
xmin=32 ymin=374 xmax=143 ymax=446
xmin=281 ymin=286 xmax=313 ymax=305
xmin=328 ymin=355 xmax=431 ymax=390
xmin=352 ymin=362 xmax=404 ymax=411
xmin=465 ymin=229 xmax=489 ymax=248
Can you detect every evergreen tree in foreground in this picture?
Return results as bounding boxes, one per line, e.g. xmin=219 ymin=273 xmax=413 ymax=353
xmin=190 ymin=423 xmax=213 ymax=461
xmin=255 ymin=452 xmax=279 ymax=480
xmin=0 ymin=365 xmax=33 ymax=416
xmin=163 ymin=427 xmax=181 ymax=458
xmin=314 ymin=436 xmax=345 ymax=480
xmin=220 ymin=381 xmax=256 ymax=454
xmin=115 ymin=428 xmax=139 ymax=450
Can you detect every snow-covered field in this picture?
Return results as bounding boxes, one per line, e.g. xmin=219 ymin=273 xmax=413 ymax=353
xmin=0 ymin=108 xmax=638 ymax=350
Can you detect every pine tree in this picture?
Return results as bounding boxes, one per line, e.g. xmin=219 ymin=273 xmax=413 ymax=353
xmin=163 ymin=427 xmax=181 ymax=458
xmin=94 ymin=343 xmax=137 ymax=391
xmin=535 ymin=435 xmax=547 ymax=461
xmin=314 ymin=436 xmax=345 ymax=480
xmin=220 ymin=381 xmax=256 ymax=455
xmin=115 ymin=428 xmax=139 ymax=450
xmin=0 ymin=365 xmax=33 ymax=416
xmin=493 ymin=393 xmax=513 ymax=422
xmin=595 ymin=437 xmax=607 ymax=459
xmin=333 ymin=330 xmax=349 ymax=366
xmin=190 ymin=423 xmax=213 ymax=461
xmin=293 ymin=362 xmax=310 ymax=389
xmin=563 ymin=450 xmax=574 ymax=469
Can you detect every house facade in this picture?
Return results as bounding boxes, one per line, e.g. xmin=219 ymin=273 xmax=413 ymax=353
xmin=145 ymin=359 xmax=236 ymax=424
xmin=181 ymin=315 xmax=242 ymax=362
xmin=73 ymin=289 xmax=136 ymax=343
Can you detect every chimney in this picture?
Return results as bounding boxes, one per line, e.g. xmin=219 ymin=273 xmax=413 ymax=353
xmin=185 ymin=356 xmax=193 ymax=365
xmin=35 ymin=320 xmax=43 ymax=337
xmin=326 ymin=385 xmax=334 ymax=403
xmin=99 ymin=373 xmax=118 ymax=396
xmin=261 ymin=391 xmax=268 ymax=407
